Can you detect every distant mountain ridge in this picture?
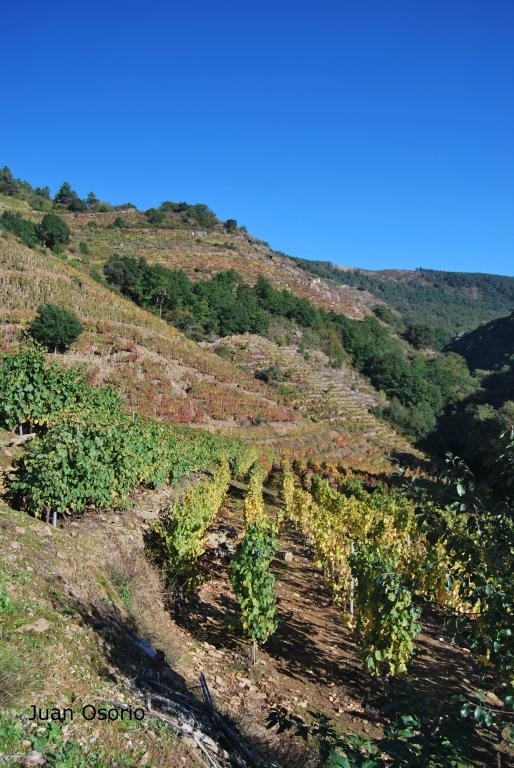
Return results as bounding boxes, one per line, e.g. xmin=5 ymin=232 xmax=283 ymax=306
xmin=289 ymin=257 xmax=514 ymax=346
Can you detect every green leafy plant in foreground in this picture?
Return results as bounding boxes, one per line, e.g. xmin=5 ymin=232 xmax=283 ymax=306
xmin=231 ymin=517 xmax=278 ymax=663
xmin=148 ymin=459 xmax=230 ymax=597
xmin=2 ymin=348 xmax=252 ymax=523
xmin=349 ymin=544 xmax=421 ymax=677
xmin=266 ymin=707 xmax=477 ymax=767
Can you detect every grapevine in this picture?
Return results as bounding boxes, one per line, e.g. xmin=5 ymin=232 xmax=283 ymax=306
xmin=231 ymin=516 xmax=278 ymax=664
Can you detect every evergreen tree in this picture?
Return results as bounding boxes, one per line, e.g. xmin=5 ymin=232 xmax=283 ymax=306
xmin=36 ymin=213 xmax=70 ymax=251
xmin=28 ymin=304 xmax=83 ymax=352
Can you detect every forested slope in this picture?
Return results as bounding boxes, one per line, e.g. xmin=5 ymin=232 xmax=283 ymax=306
xmin=290 ymin=257 xmax=514 ymax=346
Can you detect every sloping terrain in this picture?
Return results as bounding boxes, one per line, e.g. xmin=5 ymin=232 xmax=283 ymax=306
xmin=68 ymin=208 xmax=379 ymax=320
xmin=0 ymin=458 xmax=503 ymax=768
xmin=0 ymin=230 xmax=408 ymax=469
xmin=210 ymin=335 xmax=413 ymax=467
xmin=289 ymin=257 xmax=514 ymax=344
xmin=0 ymin=173 xmax=512 ymax=768
xmin=0 ymin=235 xmax=297 ymax=428
xmin=0 ymin=192 xmax=378 ymax=321
xmin=447 ymin=311 xmax=514 ymax=373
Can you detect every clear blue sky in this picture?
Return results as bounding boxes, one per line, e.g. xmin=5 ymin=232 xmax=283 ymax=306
xmin=2 ymin=0 xmax=513 ymax=275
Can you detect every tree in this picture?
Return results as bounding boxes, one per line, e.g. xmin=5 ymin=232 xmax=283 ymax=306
xmin=224 ymin=218 xmax=238 ymax=233
xmin=28 ymin=304 xmax=83 ymax=352
xmin=403 ymin=323 xmax=436 ymax=349
xmin=54 ymin=182 xmax=78 ymax=208
xmin=0 ymin=166 xmax=21 ymax=196
xmin=34 ymin=186 xmax=51 ymax=199
xmin=67 ymin=196 xmax=87 ymax=212
xmin=188 ymin=204 xmax=217 ymax=230
xmin=86 ymin=191 xmax=100 ymax=209
xmin=36 ymin=213 xmax=70 ymax=251
xmin=53 ymin=182 xmax=86 ymax=211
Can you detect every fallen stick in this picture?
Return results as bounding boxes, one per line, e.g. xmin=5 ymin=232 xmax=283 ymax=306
xmin=145 ymin=696 xmax=226 ymax=767
xmin=199 ymin=673 xmax=263 ymax=768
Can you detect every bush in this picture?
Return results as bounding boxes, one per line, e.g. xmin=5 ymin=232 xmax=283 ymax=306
xmin=0 ymin=211 xmax=38 ymax=248
xmin=36 ymin=213 xmax=70 ymax=251
xmin=144 ymin=208 xmax=166 ymax=225
xmin=28 ymin=304 xmax=83 ymax=352
xmin=68 ymin=197 xmax=88 ymax=212
xmin=110 ymin=216 xmax=129 ymax=229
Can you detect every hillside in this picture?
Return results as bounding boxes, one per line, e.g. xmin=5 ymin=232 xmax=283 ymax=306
xmin=289 ymin=257 xmax=514 ymax=346
xmin=0 ymin=228 xmax=414 ymax=471
xmin=0 ymin=177 xmax=429 ymax=468
xmin=0 ymin=191 xmax=378 ymax=321
xmin=447 ymin=311 xmax=514 ymax=373
xmin=1 ymin=432 xmax=510 ymax=768
xmin=425 ymin=312 xmax=514 ymax=486
xmin=0 ymin=170 xmax=513 ymax=768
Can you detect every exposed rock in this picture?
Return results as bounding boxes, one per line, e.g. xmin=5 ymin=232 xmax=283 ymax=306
xmin=16 ymin=618 xmax=51 ymax=634
xmin=207 ymin=531 xmax=228 ymax=549
xmin=7 ymin=433 xmax=36 ymax=447
xmin=23 ymin=751 xmax=45 ymax=767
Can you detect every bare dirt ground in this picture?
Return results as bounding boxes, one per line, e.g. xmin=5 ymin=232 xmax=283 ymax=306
xmin=2 ymin=474 xmax=510 ymax=767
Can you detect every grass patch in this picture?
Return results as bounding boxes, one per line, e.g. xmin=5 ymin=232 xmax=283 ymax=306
xmin=0 ymin=716 xmax=149 ymax=768
xmin=108 ymin=566 xmax=136 ymax=614
xmin=0 ymin=587 xmax=14 ymax=614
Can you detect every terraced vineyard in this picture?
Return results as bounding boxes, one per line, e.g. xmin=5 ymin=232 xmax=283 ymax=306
xmin=0 ymin=233 xmax=403 ymax=468
xmin=52 ymin=206 xmax=379 ymax=320
xmin=0 ymin=237 xmax=294 ymax=425
xmin=1 ymin=175 xmax=512 ymax=768
xmin=211 ymin=335 xmax=414 ymax=468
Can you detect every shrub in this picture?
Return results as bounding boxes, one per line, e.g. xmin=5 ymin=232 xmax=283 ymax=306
xmin=0 ymin=211 xmax=38 ymax=248
xmin=144 ymin=208 xmax=166 ymax=225
xmin=28 ymin=304 xmax=83 ymax=352
xmin=67 ymin=197 xmax=87 ymax=212
xmin=110 ymin=216 xmax=129 ymax=228
xmin=36 ymin=213 xmax=70 ymax=251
